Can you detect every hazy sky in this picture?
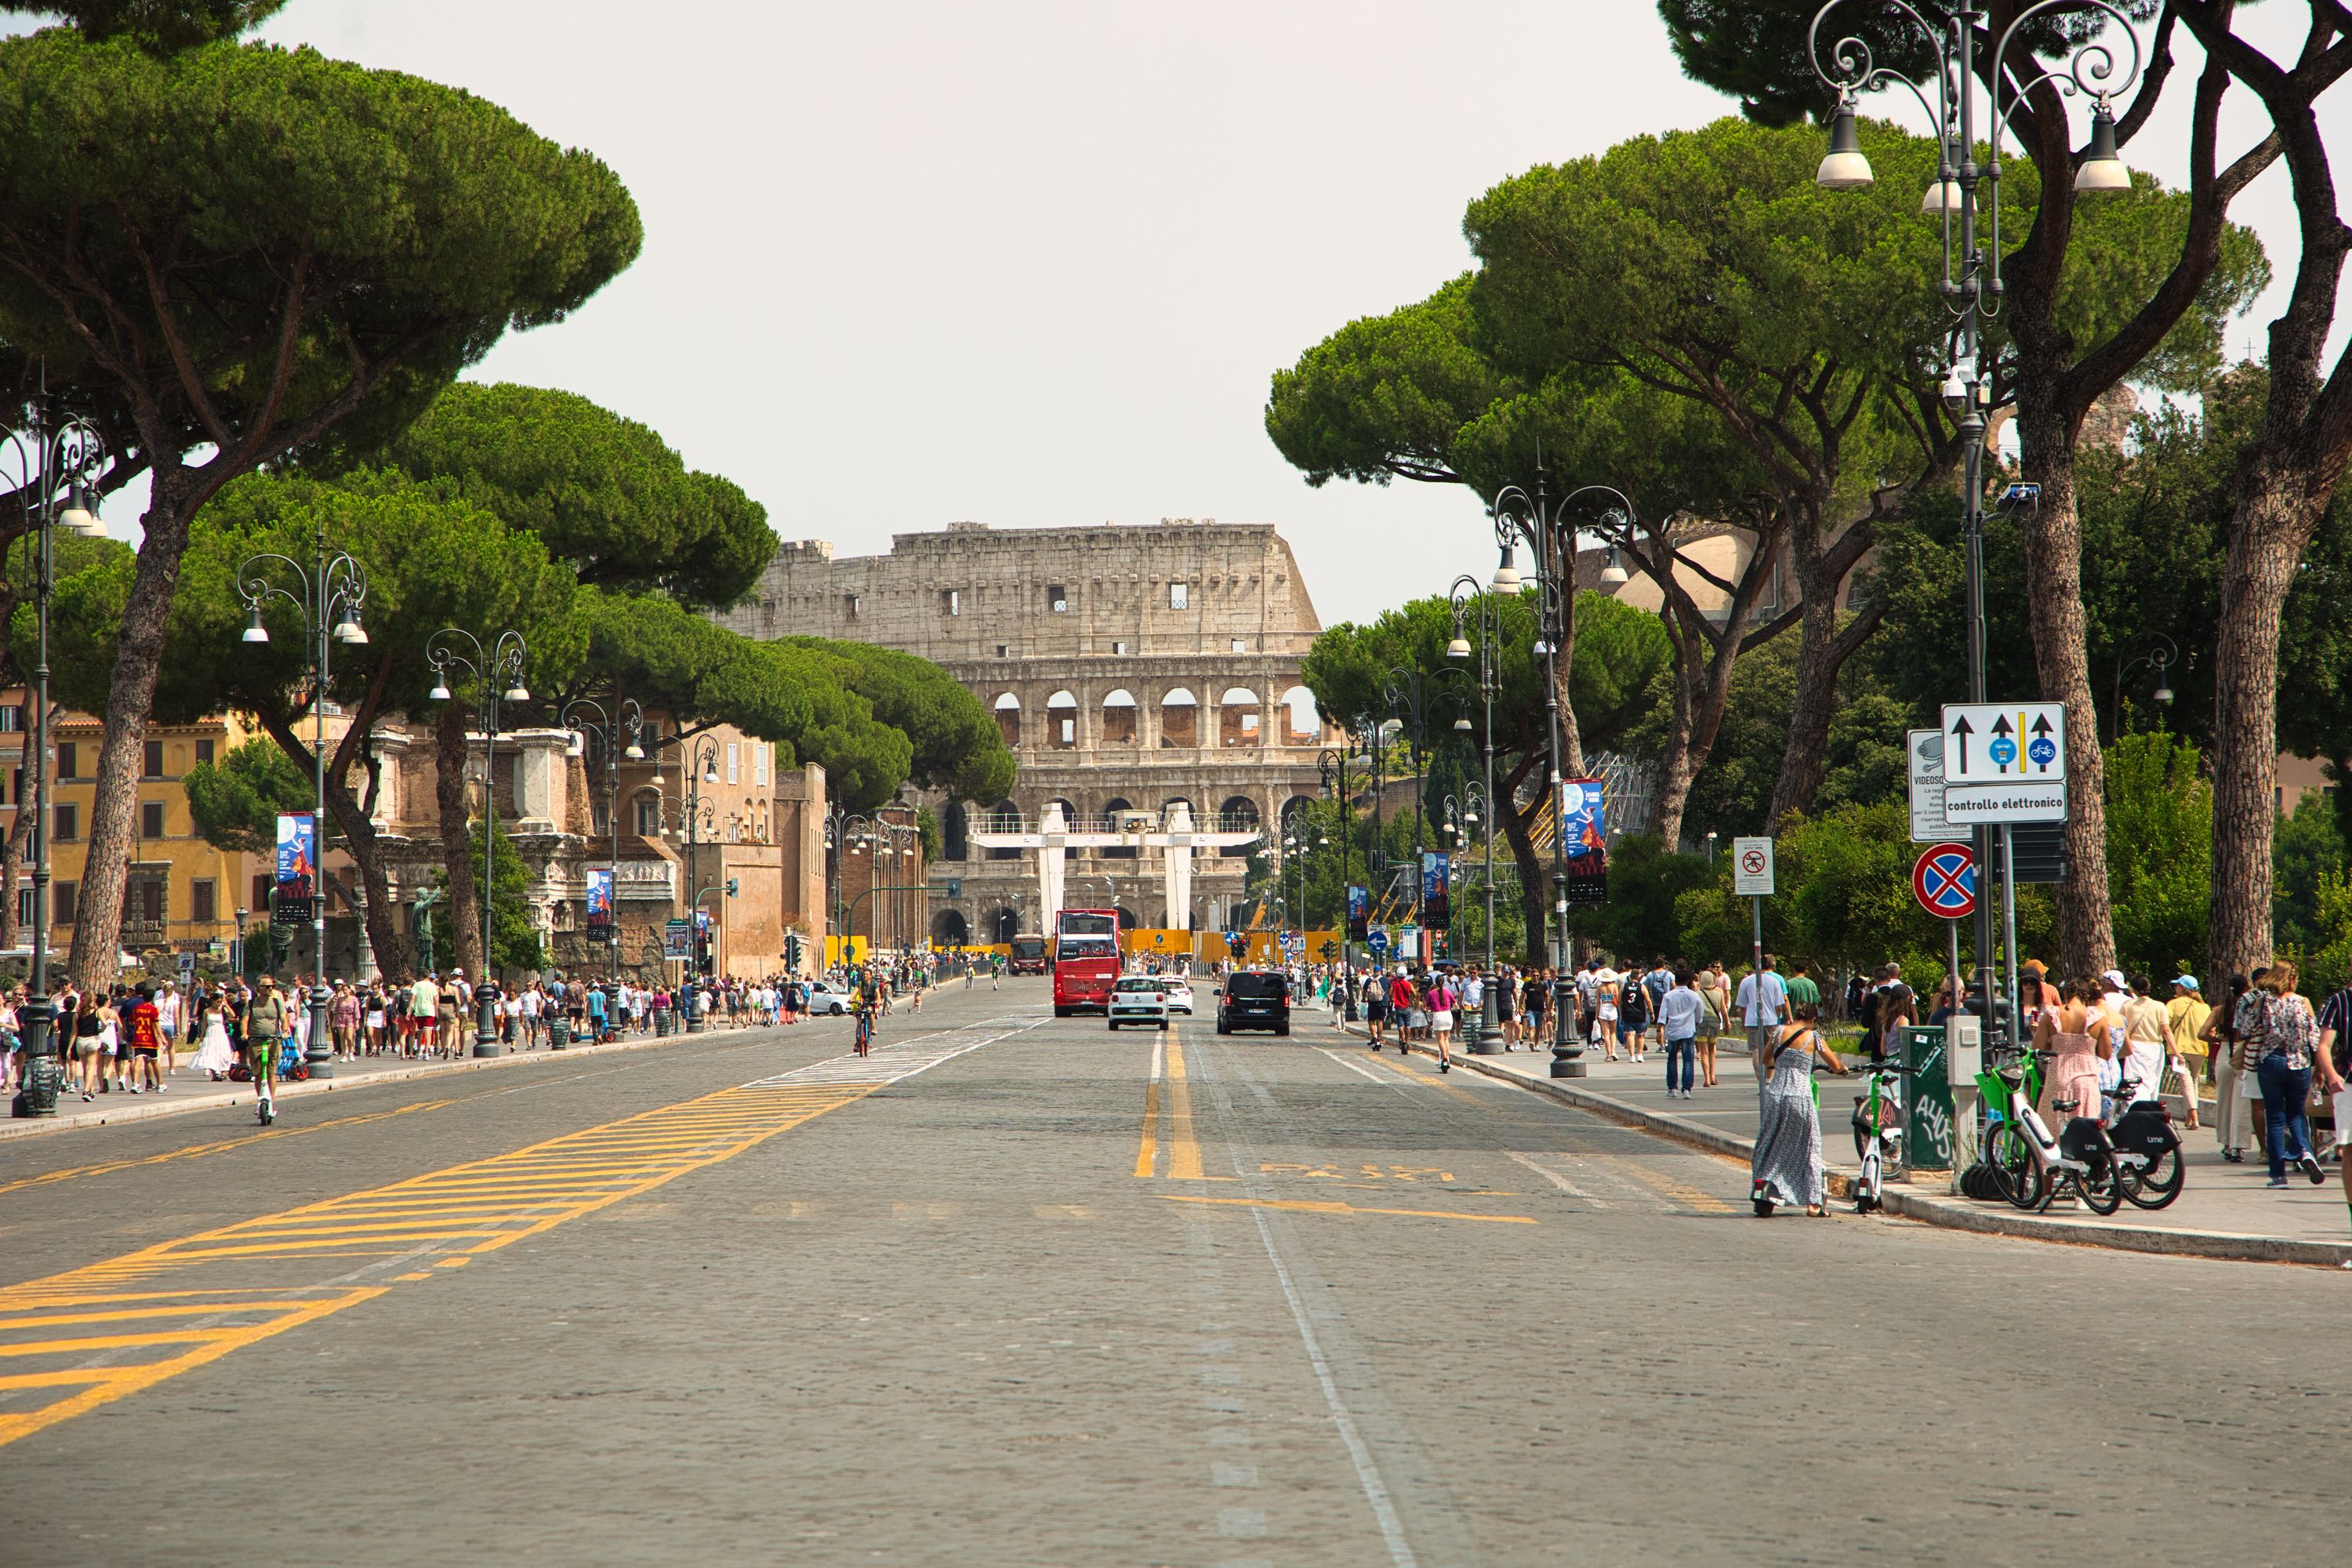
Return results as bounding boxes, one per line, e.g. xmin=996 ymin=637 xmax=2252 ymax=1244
xmin=21 ymin=2 xmax=2343 ymax=627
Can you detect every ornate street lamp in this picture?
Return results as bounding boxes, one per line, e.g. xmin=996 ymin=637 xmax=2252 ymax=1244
xmin=238 ymin=532 xmax=370 ymax=1080
xmin=424 ymin=626 xmax=527 ymax=1056
xmin=1808 ymin=0 xmax=2144 ymax=1040
xmin=1447 ymin=574 xmax=1504 ymax=1052
xmin=561 ymin=695 xmax=646 ymax=1007
xmin=1 ymin=395 xmax=108 ymax=1116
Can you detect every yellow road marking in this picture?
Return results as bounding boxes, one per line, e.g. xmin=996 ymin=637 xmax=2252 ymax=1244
xmin=0 ymin=1074 xmax=895 ymax=1449
xmin=1134 ymin=1075 xmax=1160 ymax=1178
xmin=1162 ymin=1195 xmax=1535 ymax=1225
xmin=1165 ymin=1038 xmax=1203 ymax=1181
xmin=1601 ymin=1155 xmax=1736 ymax=1214
xmin=0 ymin=1098 xmax=459 ymax=1198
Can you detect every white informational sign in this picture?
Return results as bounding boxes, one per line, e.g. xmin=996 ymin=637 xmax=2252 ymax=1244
xmin=1939 ymin=702 xmax=2067 ymax=783
xmin=1907 ymin=728 xmax=1965 ymax=844
xmin=1939 ymin=702 xmax=2069 ymax=823
xmin=1731 ymin=836 xmax=1776 ymax=896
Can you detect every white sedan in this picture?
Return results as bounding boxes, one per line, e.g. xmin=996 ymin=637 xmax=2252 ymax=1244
xmin=1160 ymin=978 xmax=1194 ymax=1014
xmin=803 ymin=981 xmax=854 ymax=1015
xmin=1107 ymin=977 xmax=1171 ymax=1031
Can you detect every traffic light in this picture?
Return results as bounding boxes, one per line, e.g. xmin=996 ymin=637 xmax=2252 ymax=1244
xmin=725 ymin=877 xmax=739 ymax=898
xmin=784 ymin=932 xmax=802 ymax=970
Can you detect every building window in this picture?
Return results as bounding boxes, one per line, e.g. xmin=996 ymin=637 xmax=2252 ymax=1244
xmin=636 ymin=797 xmax=662 ymax=837
xmin=755 ymin=744 xmax=770 ymax=788
xmin=593 ymin=794 xmax=611 ymax=837
xmin=0 ymin=704 xmax=20 ymax=733
xmin=56 ymin=742 xmax=74 ymax=779
xmin=254 ymin=873 xmax=273 ymax=913
xmin=142 ymin=739 xmax=165 ymax=779
xmin=53 ymin=880 xmax=75 ymax=925
xmin=141 ymin=800 xmax=165 ymax=839
xmin=53 ymin=803 xmax=76 ymax=842
xmin=1169 ymin=583 xmax=1189 ymax=611
xmin=1048 ymin=585 xmax=1068 ymax=613
xmin=1112 ymin=641 xmax=1128 ymax=655
xmin=844 ymin=593 xmax=862 ymax=620
xmin=15 ymin=887 xmax=30 ymax=926
xmin=996 ymin=644 xmax=1009 ymax=659
xmin=192 ymin=879 xmax=216 ymax=924
xmin=196 ymin=738 xmax=215 ymax=767
xmin=725 ymin=742 xmax=739 ymax=785
xmin=942 ymin=589 xmax=961 ymax=616
xmin=130 ymin=879 xmax=164 ymax=923
xmin=1230 ymin=638 xmax=1246 ymax=654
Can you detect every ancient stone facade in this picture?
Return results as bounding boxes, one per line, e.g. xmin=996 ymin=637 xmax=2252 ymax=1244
xmin=713 ymin=518 xmax=1338 ymax=942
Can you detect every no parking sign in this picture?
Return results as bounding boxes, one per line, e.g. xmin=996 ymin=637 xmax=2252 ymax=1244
xmin=1911 ymin=844 xmax=1976 ymax=920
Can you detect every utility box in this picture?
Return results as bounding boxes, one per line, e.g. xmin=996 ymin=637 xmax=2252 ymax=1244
xmin=1946 ymin=1014 xmax=1982 ymax=1086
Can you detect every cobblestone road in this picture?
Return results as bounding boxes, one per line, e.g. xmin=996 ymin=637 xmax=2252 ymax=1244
xmin=0 ymin=981 xmax=2338 ymax=1566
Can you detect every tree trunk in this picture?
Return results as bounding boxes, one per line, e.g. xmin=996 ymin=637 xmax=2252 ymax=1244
xmin=2209 ymin=460 xmax=2328 ymax=979
xmin=433 ymin=701 xmax=484 ymax=978
xmin=1766 ymin=528 xmax=1881 ymax=827
xmin=67 ymin=467 xmax=198 ymax=992
xmin=1552 ymin=587 xmax=1590 ymax=785
xmin=1500 ymin=802 xmax=1549 ymax=970
xmin=1651 ymin=662 xmax=1698 ymax=856
xmin=2010 ymin=405 xmax=2117 ymax=977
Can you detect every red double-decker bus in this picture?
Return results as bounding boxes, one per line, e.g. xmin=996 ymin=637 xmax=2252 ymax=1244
xmin=1051 ymin=908 xmax=1123 ymax=1016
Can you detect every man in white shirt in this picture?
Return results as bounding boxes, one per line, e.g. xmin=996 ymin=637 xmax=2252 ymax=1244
xmin=1734 ymin=956 xmax=1790 ymax=1098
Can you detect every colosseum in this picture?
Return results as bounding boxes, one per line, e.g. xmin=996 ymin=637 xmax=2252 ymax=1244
xmin=712 ymin=517 xmax=1338 ymax=944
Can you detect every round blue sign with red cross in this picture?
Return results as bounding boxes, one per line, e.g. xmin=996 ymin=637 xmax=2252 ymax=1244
xmin=1912 ymin=844 xmax=1976 ymax=920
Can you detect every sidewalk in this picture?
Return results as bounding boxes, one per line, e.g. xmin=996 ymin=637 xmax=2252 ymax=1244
xmin=1327 ymin=1016 xmax=2352 ymax=1269
xmin=0 ymin=1015 xmax=841 ymax=1143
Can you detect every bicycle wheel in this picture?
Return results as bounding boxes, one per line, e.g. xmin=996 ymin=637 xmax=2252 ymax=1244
xmin=2120 ymin=1135 xmax=2184 ymax=1210
xmin=1989 ymin=1122 xmax=2042 ymax=1210
xmin=2080 ymin=1162 xmax=2125 ymax=1215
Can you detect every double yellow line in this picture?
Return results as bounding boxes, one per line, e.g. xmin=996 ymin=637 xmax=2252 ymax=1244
xmin=1133 ymin=1035 xmax=1203 ymax=1180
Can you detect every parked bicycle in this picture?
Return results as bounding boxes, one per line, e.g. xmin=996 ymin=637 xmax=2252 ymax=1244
xmin=1982 ymin=1047 xmax=2123 ymax=1214
xmin=1850 ymin=1059 xmax=1915 ymax=1214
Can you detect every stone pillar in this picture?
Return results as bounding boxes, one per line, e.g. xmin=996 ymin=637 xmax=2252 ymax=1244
xmin=1165 ymin=801 xmax=1194 ymax=931
xmin=1040 ymin=800 xmax=1066 ymax=917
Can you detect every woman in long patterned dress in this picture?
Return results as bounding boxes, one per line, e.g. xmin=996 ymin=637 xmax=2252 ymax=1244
xmin=1750 ymin=1000 xmax=1846 ymax=1215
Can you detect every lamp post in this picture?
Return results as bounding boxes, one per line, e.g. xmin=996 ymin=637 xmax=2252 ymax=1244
xmin=423 ymin=627 xmax=527 ymax=1058
xmin=662 ymin=738 xmax=720 ymax=1025
xmin=238 ymin=530 xmax=370 ymax=1080
xmin=560 ymin=696 xmax=645 ymax=1002
xmin=1808 ymin=0 xmax=2142 ymax=1042
xmin=1319 ymin=746 xmax=1362 ymax=1021
xmin=2111 ymin=633 xmax=2178 ymax=741
xmin=1490 ymin=469 xmax=1592 ymax=1076
xmin=2 ymin=394 xmax=108 ymax=1116
xmin=1447 ymin=574 xmax=1504 ymax=1051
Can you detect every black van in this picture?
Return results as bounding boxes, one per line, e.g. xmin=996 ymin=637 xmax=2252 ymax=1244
xmin=1215 ymin=970 xmax=1290 ymax=1036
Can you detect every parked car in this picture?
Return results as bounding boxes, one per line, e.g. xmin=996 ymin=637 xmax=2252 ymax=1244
xmin=804 ymin=981 xmax=854 ymax=1015
xmin=1215 ymin=971 xmax=1290 ymax=1036
xmin=1107 ymin=976 xmax=1171 ymax=1032
xmin=1161 ymin=978 xmax=1194 ymax=1014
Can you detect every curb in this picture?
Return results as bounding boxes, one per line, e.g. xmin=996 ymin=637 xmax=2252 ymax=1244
xmin=0 ymin=1019 xmax=829 ymax=1143
xmin=1348 ymin=1025 xmax=2352 ymax=1271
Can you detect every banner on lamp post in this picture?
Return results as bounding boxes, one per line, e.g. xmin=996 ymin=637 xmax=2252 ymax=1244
xmin=273 ymin=812 xmax=315 ymax=925
xmin=585 ymin=867 xmax=615 ymax=938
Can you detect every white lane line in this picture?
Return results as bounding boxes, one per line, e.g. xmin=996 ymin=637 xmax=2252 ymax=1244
xmin=1243 ymin=1202 xmax=1421 ymax=1568
xmin=742 ymin=1017 xmax=1044 ymax=1091
xmin=1313 ymin=1047 xmax=1406 ymax=1087
xmin=1506 ymin=1149 xmax=1607 ymax=1207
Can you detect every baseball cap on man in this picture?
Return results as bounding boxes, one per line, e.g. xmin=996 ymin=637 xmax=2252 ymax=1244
xmin=2173 ymin=975 xmax=2200 ymax=991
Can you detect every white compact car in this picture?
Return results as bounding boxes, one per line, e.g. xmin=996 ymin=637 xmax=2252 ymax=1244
xmin=1107 ymin=976 xmax=1171 ymax=1031
xmin=803 ymin=981 xmax=854 ymax=1016
xmin=1160 ymin=978 xmax=1194 ymax=1014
